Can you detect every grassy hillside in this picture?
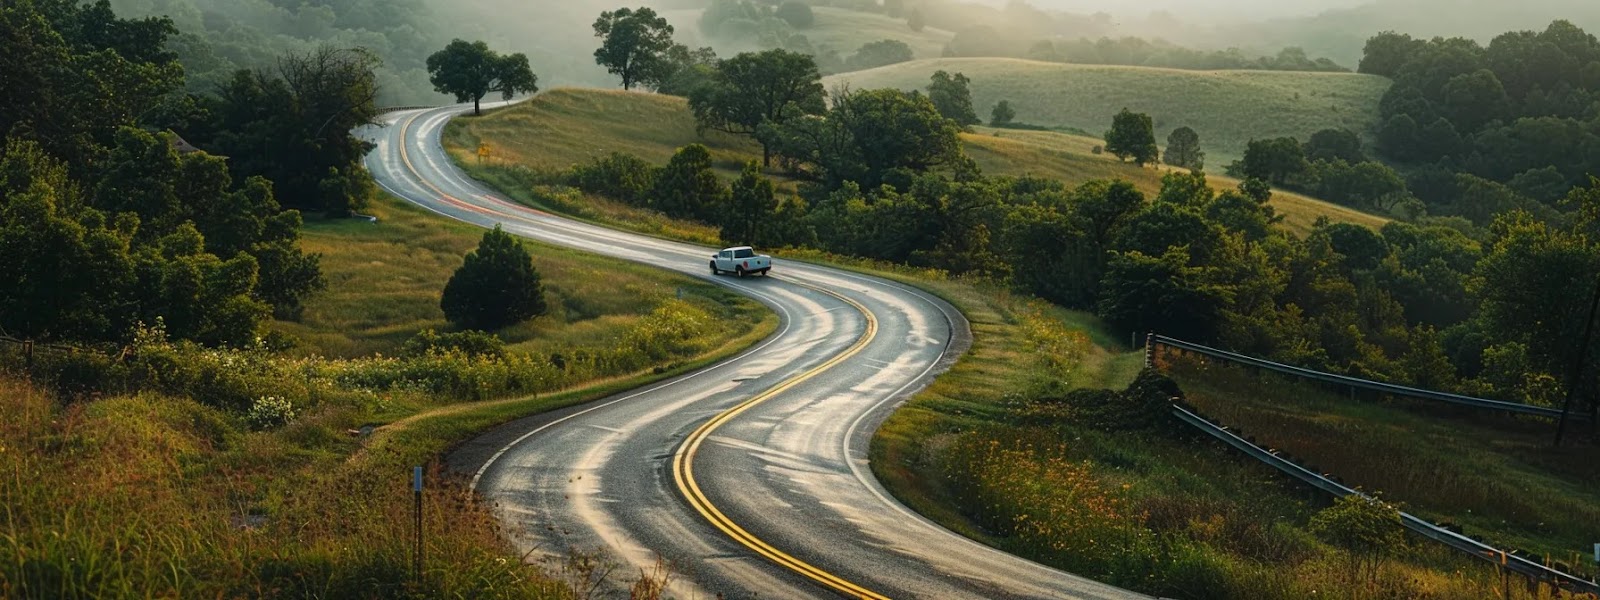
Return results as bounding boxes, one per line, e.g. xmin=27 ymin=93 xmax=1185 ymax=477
xmin=664 ymin=6 xmax=956 ymax=60
xmin=825 ymin=58 xmax=1391 ymax=164
xmin=450 ymin=88 xmax=1387 ymax=235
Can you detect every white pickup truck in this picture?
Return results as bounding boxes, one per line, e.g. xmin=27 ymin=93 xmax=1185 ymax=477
xmin=710 ymin=246 xmax=772 ymax=277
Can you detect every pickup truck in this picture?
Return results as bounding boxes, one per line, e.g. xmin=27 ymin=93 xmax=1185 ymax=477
xmin=710 ymin=246 xmax=772 ymax=277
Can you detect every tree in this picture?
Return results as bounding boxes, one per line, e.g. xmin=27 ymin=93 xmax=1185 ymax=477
xmin=652 ymin=144 xmax=730 ymax=221
xmin=774 ymin=1 xmax=814 ymax=29
xmin=1359 ymin=31 xmax=1424 ymax=78
xmin=1097 ymin=247 xmax=1226 ymax=341
xmin=1104 ymin=108 xmax=1158 ymax=166
xmin=764 ymin=88 xmax=963 ymax=188
xmin=847 ymin=39 xmax=914 ymax=70
xmin=689 ymin=49 xmax=825 ymax=166
xmin=927 ymin=70 xmax=981 ymax=127
xmin=907 ymin=8 xmax=925 ymax=33
xmin=990 ymin=100 xmax=1016 ymax=127
xmin=721 ymin=161 xmax=778 ymax=245
xmin=441 ymin=225 xmax=548 ymax=331
xmin=205 ymin=46 xmax=382 ymax=216
xmin=1240 ymin=137 xmax=1308 ymax=185
xmin=426 ymin=39 xmax=540 ymax=116
xmin=593 ymin=7 xmax=676 ymax=91
xmin=1305 ymin=128 xmax=1365 ymax=163
xmin=1163 ymin=126 xmax=1204 ymax=170
xmin=1441 ymin=69 xmax=1509 ymax=131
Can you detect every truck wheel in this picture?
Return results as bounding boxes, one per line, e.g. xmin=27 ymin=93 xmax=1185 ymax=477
xmin=709 ymin=261 xmax=719 ymax=275
xmin=736 ymin=266 xmax=746 ymax=278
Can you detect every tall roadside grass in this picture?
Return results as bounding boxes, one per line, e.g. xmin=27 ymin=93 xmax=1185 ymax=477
xmin=1167 ymin=355 xmax=1600 ymax=564
xmin=0 ymin=187 xmax=776 ymax=597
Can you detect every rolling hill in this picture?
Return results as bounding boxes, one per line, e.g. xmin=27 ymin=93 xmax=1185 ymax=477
xmin=824 ymin=58 xmax=1392 ymax=164
xmin=448 ymin=88 xmax=1387 ymax=236
xmin=664 ymin=6 xmax=956 ymax=60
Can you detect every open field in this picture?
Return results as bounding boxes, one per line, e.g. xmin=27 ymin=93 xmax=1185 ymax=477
xmin=825 ymin=58 xmax=1391 ymax=164
xmin=1166 ymin=356 xmax=1600 ymax=562
xmin=276 ymin=192 xmax=758 ymax=358
xmin=664 ymin=6 xmax=955 ymax=61
xmin=448 ymin=88 xmax=1388 ymax=236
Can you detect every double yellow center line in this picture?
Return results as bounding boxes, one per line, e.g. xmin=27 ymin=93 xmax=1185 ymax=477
xmin=671 ymin=283 xmax=890 ymax=600
xmin=393 ymin=107 xmax=890 ymax=599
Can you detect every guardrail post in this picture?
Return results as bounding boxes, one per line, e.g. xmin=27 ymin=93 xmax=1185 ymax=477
xmin=1144 ymin=332 xmax=1155 ymax=368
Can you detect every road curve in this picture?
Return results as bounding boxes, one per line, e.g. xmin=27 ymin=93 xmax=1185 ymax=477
xmin=362 ymin=103 xmax=1146 ymax=600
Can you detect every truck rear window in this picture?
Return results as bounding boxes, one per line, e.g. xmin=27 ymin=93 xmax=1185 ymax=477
xmin=733 ymin=249 xmax=755 ymax=258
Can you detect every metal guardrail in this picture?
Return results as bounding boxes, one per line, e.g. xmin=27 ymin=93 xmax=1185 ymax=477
xmin=1152 ymin=334 xmax=1585 ymax=420
xmin=1173 ymin=404 xmax=1600 ymax=595
xmin=376 ymin=105 xmax=439 ymax=114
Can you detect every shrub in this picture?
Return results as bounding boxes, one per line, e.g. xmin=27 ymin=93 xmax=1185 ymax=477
xmin=1309 ymin=494 xmax=1405 ymax=586
xmin=401 ymin=329 xmax=507 ymax=359
xmin=1045 ymin=369 xmax=1182 ymax=433
xmin=246 ymin=395 xmax=298 ymax=429
xmin=568 ymin=152 xmax=655 ymax=205
xmin=441 ymin=225 xmax=549 ymax=331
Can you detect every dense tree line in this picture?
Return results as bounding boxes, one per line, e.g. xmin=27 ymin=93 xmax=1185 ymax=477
xmin=562 ymin=45 xmax=1600 ymax=422
xmin=2 ymin=0 xmax=337 ymax=345
xmin=1361 ymin=21 xmax=1600 ymax=216
xmin=1009 ymin=37 xmax=1348 ymax=73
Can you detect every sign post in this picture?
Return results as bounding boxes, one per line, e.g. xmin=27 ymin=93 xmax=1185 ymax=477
xmin=412 ymin=465 xmax=423 ymax=581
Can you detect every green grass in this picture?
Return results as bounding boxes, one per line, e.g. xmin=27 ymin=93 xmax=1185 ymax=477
xmin=664 ymin=6 xmax=956 ymax=61
xmin=1167 ymin=356 xmax=1600 ymax=562
xmin=449 ymin=88 xmax=1387 ymax=236
xmin=825 ymin=58 xmax=1392 ymax=165
xmin=0 ymin=185 xmax=778 ymax=597
xmin=275 ymin=191 xmax=752 ymax=358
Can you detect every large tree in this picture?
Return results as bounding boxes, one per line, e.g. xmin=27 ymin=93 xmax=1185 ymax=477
xmin=765 ymin=88 xmax=963 ymax=188
xmin=927 ymin=70 xmax=981 ymax=127
xmin=1104 ymin=108 xmax=1158 ymax=166
xmin=1239 ymin=137 xmax=1308 ymax=185
xmin=441 ymin=225 xmax=548 ymax=331
xmin=1163 ymin=126 xmax=1204 ymax=171
xmin=205 ymin=46 xmax=382 ymax=216
xmin=426 ymin=39 xmax=539 ymax=116
xmin=652 ymin=144 xmax=730 ymax=222
xmin=593 ymin=7 xmax=677 ymax=91
xmin=1305 ymin=128 xmax=1365 ymax=164
xmin=689 ymin=49 xmax=825 ymax=166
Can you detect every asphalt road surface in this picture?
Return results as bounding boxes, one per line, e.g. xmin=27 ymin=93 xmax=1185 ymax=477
xmin=362 ymin=103 xmax=1147 ymax=600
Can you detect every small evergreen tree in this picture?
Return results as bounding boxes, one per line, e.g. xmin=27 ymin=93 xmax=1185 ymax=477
xmin=441 ymin=225 xmax=548 ymax=331
xmin=720 ymin=161 xmax=777 ymax=245
xmin=1163 ymin=126 xmax=1204 ymax=171
xmin=1104 ymin=108 xmax=1159 ymax=165
xmin=990 ymin=100 xmax=1016 ymax=127
xmin=652 ymin=144 xmax=730 ymax=222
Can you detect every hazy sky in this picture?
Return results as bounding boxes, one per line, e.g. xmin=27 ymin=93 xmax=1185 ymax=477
xmin=981 ymin=0 xmax=1368 ymax=21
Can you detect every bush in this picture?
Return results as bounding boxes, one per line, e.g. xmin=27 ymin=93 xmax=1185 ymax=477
xmin=568 ymin=152 xmax=655 ymax=205
xmin=401 ymin=329 xmax=507 ymax=359
xmin=441 ymin=225 xmax=549 ymax=331
xmin=246 ymin=395 xmax=298 ymax=430
xmin=1309 ymin=494 xmax=1405 ymax=585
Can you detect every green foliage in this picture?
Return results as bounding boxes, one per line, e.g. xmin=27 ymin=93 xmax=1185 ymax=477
xmin=652 ymin=144 xmax=730 ymax=222
xmin=245 ymin=394 xmax=299 ymax=430
xmin=1097 ymin=248 xmax=1227 ymax=341
xmin=689 ymin=48 xmax=825 ymax=165
xmin=774 ymin=1 xmax=815 ymax=29
xmin=1309 ymin=495 xmax=1405 ymax=585
xmin=1104 ymin=108 xmax=1158 ymax=166
xmin=593 ymin=6 xmax=677 ymax=91
xmin=401 ymin=329 xmax=507 ymax=360
xmin=1046 ymin=369 xmax=1183 ymax=433
xmin=1304 ymin=128 xmax=1365 ymax=164
xmin=767 ymin=87 xmax=962 ymax=188
xmin=990 ymin=100 xmax=1016 ymax=127
xmin=440 ymin=225 xmax=548 ymax=331
xmin=1239 ymin=137 xmax=1308 ymax=185
xmin=926 ymin=70 xmax=980 ymax=127
xmin=569 ymin=152 xmax=657 ymax=205
xmin=848 ymin=38 xmax=915 ymax=70
xmin=720 ymin=161 xmax=778 ymax=246
xmin=426 ymin=39 xmax=539 ymax=116
xmin=203 ymin=46 xmax=382 ymax=216
xmin=1163 ymin=126 xmax=1204 ymax=171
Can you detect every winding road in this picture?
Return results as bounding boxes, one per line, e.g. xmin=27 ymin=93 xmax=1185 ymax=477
xmin=363 ymin=103 xmax=1146 ymax=600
